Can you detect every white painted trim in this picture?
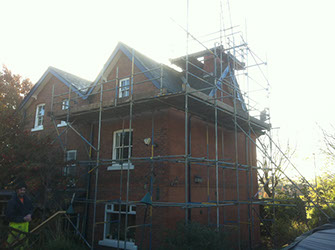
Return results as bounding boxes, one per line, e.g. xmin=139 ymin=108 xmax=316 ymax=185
xmin=57 ymin=121 xmax=67 ymax=127
xmin=112 ymin=129 xmax=133 ymax=162
xmin=107 ymin=163 xmax=134 ymax=171
xmin=118 ymin=78 xmax=130 ymax=98
xmin=100 ymin=203 xmax=137 ymax=249
xmin=33 ymin=103 xmax=45 ymax=130
xmin=98 ymin=239 xmax=137 ymax=249
xmin=31 ymin=126 xmax=43 ymax=132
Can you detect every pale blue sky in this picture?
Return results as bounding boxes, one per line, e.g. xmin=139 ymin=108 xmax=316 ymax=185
xmin=1 ymin=0 xmax=335 ymax=180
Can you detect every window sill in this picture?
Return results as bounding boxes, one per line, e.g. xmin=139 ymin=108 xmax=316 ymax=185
xmin=107 ymin=163 xmax=134 ymax=171
xmin=57 ymin=123 xmax=67 ymax=127
xmin=31 ymin=126 xmax=43 ymax=132
xmin=99 ymin=239 xmax=137 ymax=249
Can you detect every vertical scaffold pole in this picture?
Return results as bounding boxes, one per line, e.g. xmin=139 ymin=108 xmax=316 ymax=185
xmin=231 ymin=51 xmax=241 ymax=249
xmin=214 ymin=45 xmax=220 ymax=230
xmin=51 ymin=85 xmax=55 ymax=114
xmin=184 ymin=0 xmax=190 ymax=224
xmin=221 ymin=124 xmax=225 ymax=225
xmin=91 ymin=80 xmax=104 ymax=250
xmin=160 ymin=63 xmax=163 ymax=94
xmin=206 ymin=124 xmax=210 ymax=226
xmin=124 ymin=48 xmax=135 ymax=249
xmin=64 ymin=83 xmax=72 ymax=162
xmin=117 ymin=119 xmax=125 ymax=249
xmin=245 ymin=33 xmax=254 ymax=247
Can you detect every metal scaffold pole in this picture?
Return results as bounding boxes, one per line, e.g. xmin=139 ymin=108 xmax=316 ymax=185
xmin=214 ymin=45 xmax=220 ymax=230
xmin=185 ymin=0 xmax=190 ymax=224
xmin=231 ymin=46 xmax=241 ymax=249
xmin=124 ymin=48 xmax=135 ymax=249
xmin=91 ymin=79 xmax=104 ymax=249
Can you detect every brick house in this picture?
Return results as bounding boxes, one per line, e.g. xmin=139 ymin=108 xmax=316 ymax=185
xmin=20 ymin=42 xmax=269 ymax=249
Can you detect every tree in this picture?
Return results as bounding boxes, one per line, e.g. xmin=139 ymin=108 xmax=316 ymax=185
xmin=0 ymin=65 xmax=32 ymax=110
xmin=0 ymin=66 xmax=69 ymax=220
xmin=301 ymin=173 xmax=335 ymax=228
xmin=0 ymin=65 xmax=33 ymax=188
xmin=257 ymin=135 xmax=295 ymax=198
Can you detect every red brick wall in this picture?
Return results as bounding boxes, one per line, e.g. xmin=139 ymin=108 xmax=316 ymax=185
xmin=22 ymin=49 xmax=260 ymax=249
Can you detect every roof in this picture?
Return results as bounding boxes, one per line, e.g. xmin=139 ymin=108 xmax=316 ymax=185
xmin=284 ymin=223 xmax=335 ymax=250
xmin=19 ymin=66 xmax=93 ymax=109
xmin=86 ymin=42 xmax=183 ymax=97
xmin=49 ymin=67 xmax=92 ymax=94
xmin=20 ymin=42 xmax=183 ymax=109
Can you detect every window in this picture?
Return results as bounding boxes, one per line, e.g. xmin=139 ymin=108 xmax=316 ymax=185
xmin=99 ymin=204 xmax=137 ymax=249
xmin=108 ymin=129 xmax=133 ymax=171
xmin=119 ymin=78 xmax=130 ymax=98
xmin=58 ymin=99 xmax=69 ymax=127
xmin=32 ymin=104 xmax=45 ymax=131
xmin=62 ymin=99 xmax=69 ymax=110
xmin=64 ymin=150 xmax=77 ymax=176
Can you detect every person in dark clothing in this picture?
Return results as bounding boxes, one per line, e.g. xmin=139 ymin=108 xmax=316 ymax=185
xmin=5 ymin=181 xmax=34 ymax=249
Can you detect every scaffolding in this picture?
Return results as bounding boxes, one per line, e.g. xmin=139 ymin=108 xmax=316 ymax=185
xmin=49 ymin=39 xmax=271 ymax=250
xmin=46 ymin=3 xmax=334 ymax=250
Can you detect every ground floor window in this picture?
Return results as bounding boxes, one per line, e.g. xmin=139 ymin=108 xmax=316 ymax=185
xmin=99 ymin=204 xmax=137 ymax=249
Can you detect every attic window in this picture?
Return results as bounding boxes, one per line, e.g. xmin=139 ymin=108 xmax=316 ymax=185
xmin=197 ymin=56 xmax=204 ymax=64
xmin=31 ymin=103 xmax=45 ymax=131
xmin=118 ymin=78 xmax=130 ymax=98
xmin=58 ymin=99 xmax=69 ymax=127
xmin=62 ymin=99 xmax=69 ymax=110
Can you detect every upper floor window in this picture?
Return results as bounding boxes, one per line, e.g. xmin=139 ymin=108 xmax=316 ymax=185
xmin=108 ymin=129 xmax=133 ymax=171
xmin=119 ymin=78 xmax=130 ymax=98
xmin=32 ymin=103 xmax=45 ymax=131
xmin=58 ymin=99 xmax=69 ymax=127
xmin=62 ymin=99 xmax=69 ymax=110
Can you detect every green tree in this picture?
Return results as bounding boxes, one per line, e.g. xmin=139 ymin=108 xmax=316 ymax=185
xmin=0 ymin=66 xmax=69 ymax=221
xmin=301 ymin=173 xmax=335 ymax=228
xmin=0 ymin=65 xmax=32 ymax=110
xmin=0 ymin=65 xmax=33 ymax=188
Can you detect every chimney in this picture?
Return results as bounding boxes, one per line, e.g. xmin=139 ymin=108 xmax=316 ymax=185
xmin=203 ymin=54 xmax=222 ymax=76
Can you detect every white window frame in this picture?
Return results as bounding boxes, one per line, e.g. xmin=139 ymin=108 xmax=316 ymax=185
xmin=31 ymin=103 xmax=45 ymax=131
xmin=58 ymin=99 xmax=69 ymax=127
xmin=108 ymin=129 xmax=134 ymax=171
xmin=64 ymin=150 xmax=77 ymax=176
xmin=118 ymin=78 xmax=130 ymax=98
xmin=62 ymin=99 xmax=69 ymax=110
xmin=98 ymin=204 xmax=137 ymax=250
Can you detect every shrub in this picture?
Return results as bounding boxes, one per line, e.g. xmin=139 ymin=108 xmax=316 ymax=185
xmin=39 ymin=236 xmax=86 ymax=250
xmin=160 ymin=221 xmax=233 ymax=250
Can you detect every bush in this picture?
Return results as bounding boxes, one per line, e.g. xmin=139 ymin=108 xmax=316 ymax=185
xmin=160 ymin=221 xmax=233 ymax=250
xmin=39 ymin=236 xmax=86 ymax=250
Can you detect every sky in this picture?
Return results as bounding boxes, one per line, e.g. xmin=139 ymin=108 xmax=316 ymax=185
xmin=1 ymin=0 xmax=335 ymax=181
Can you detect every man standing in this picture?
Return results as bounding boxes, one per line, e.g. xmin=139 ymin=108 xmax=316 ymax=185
xmin=6 ymin=181 xmax=34 ymax=249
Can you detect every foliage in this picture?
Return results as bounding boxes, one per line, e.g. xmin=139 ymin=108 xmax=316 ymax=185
xmin=0 ymin=65 xmax=33 ymax=188
xmin=37 ymin=236 xmax=87 ymax=250
xmin=160 ymin=221 xmax=233 ymax=250
xmin=301 ymin=173 xmax=335 ymax=229
xmin=0 ymin=66 xmax=70 ymax=221
xmin=257 ymin=135 xmax=295 ymax=198
xmin=321 ymin=126 xmax=335 ymax=162
xmin=260 ymin=191 xmax=309 ymax=248
xmin=0 ymin=65 xmax=32 ymax=111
